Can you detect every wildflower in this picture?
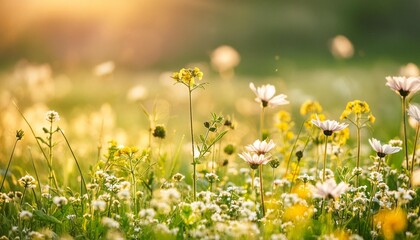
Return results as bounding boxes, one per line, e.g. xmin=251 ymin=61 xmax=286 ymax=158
xmin=171 ymin=67 xmax=203 ymax=87
xmin=385 ymin=76 xmax=420 ymax=97
xmin=18 ymin=175 xmax=36 ymax=189
xmin=19 ymin=211 xmax=33 ymax=221
xmin=92 ymin=200 xmax=107 ymax=212
xmin=53 ymin=196 xmax=68 ymax=207
xmin=238 ymin=152 xmax=271 ymax=169
xmin=153 ymin=125 xmax=166 ymax=139
xmin=45 ymin=110 xmax=60 ymax=122
xmin=16 ymin=129 xmax=24 ymax=140
xmin=340 ymin=100 xmax=375 ymax=123
xmin=223 ymin=144 xmax=235 ymax=155
xmin=369 ymin=138 xmax=402 ymax=158
xmin=205 ymin=173 xmax=219 ymax=183
xmin=374 ymin=208 xmax=407 ymax=240
xmin=249 ymin=82 xmax=289 ymax=108
xmin=283 ymin=203 xmax=313 ymax=222
xmin=311 ymin=116 xmax=348 ymax=136
xmin=172 ymin=173 xmax=185 ymax=182
xmin=408 ymin=104 xmax=420 ymax=122
xmin=412 ymin=168 xmax=420 ymax=186
xmin=300 ymin=100 xmax=323 ymax=115
xmin=245 ymin=139 xmax=276 ymax=155
xmin=102 ymin=217 xmax=120 ymax=229
xmin=312 ymin=178 xmax=348 ymax=199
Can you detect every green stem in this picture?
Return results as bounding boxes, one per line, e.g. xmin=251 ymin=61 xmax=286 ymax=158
xmin=284 ymin=121 xmax=305 ymax=179
xmin=323 ymin=135 xmax=329 ymax=182
xmin=411 ymin=123 xmax=419 ymax=187
xmin=49 ymin=121 xmax=54 ymax=189
xmin=188 ymin=89 xmax=197 ymax=201
xmin=260 ymin=107 xmax=265 ymax=139
xmin=259 ymin=165 xmax=265 ymax=216
xmin=356 ymin=124 xmax=361 ymax=187
xmin=402 ymin=96 xmax=409 ymax=171
xmin=0 ymin=138 xmax=18 ymax=192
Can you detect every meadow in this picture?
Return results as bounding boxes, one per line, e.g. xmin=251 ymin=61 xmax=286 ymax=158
xmin=0 ymin=59 xmax=419 ymax=240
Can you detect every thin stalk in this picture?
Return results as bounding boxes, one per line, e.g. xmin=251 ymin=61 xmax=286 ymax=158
xmin=129 ymin=155 xmax=137 ymax=213
xmin=323 ymin=135 xmax=329 ymax=182
xmin=29 ymin=148 xmax=43 ymax=209
xmin=188 ymin=89 xmax=197 ymax=201
xmin=260 ymin=107 xmax=265 ymax=139
xmin=58 ymin=128 xmax=87 ymax=195
xmin=411 ymin=123 xmax=420 ymax=186
xmin=48 ymin=121 xmax=54 ymax=189
xmin=402 ymin=96 xmax=409 ymax=171
xmin=0 ymin=138 xmax=19 ymax=192
xmin=259 ymin=165 xmax=265 ymax=216
xmin=356 ymin=125 xmax=361 ymax=187
xmin=284 ymin=121 xmax=305 ymax=178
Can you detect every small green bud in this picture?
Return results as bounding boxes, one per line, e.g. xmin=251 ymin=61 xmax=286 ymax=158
xmin=269 ymin=158 xmax=280 ymax=169
xmin=152 ymin=125 xmax=166 ymax=139
xmin=223 ymin=144 xmax=235 ymax=155
xmin=16 ymin=129 xmax=24 ymax=140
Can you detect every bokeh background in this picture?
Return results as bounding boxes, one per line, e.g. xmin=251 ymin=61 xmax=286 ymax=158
xmin=1 ymin=0 xmax=420 ymax=171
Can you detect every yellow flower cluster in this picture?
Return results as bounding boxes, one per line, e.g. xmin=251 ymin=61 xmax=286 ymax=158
xmin=276 ymin=111 xmax=294 ymax=138
xmin=171 ymin=67 xmax=203 ymax=87
xmin=340 ymin=100 xmax=375 ymax=123
xmin=116 ymin=146 xmax=139 ymax=156
xmin=332 ymin=127 xmax=350 ymax=145
xmin=300 ymin=100 xmax=323 ymax=116
xmin=374 ymin=208 xmax=407 ymax=240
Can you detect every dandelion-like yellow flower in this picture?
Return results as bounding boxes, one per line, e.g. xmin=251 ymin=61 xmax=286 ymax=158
xmin=300 ymin=100 xmax=323 ymax=116
xmin=171 ymin=67 xmax=203 ymax=88
xmin=283 ymin=204 xmax=313 ymax=222
xmin=374 ymin=208 xmax=407 ymax=240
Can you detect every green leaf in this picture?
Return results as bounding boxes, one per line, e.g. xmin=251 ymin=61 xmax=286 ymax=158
xmin=33 ymin=210 xmax=62 ymax=225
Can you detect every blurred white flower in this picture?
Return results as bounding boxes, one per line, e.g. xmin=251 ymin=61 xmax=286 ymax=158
xmin=53 ymin=196 xmax=68 ymax=207
xmin=312 ymin=178 xmax=348 ymax=199
xmin=19 ymin=210 xmax=33 ymax=220
xmin=408 ymin=104 xmax=420 ymax=122
xmin=311 ymin=115 xmax=348 ymax=136
xmin=102 ymin=217 xmax=119 ymax=229
xmin=45 ymin=110 xmax=60 ymax=123
xmin=330 ymin=35 xmax=354 ymax=59
xmin=385 ymin=76 xmax=420 ymax=97
xmin=245 ymin=139 xmax=275 ymax=155
xmin=249 ymin=82 xmax=289 ymax=108
xmin=368 ymin=138 xmax=402 ymax=158
xmin=211 ymin=45 xmax=240 ymax=79
xmin=127 ymin=84 xmax=147 ymax=102
xmin=399 ymin=63 xmax=419 ymax=77
xmin=412 ymin=168 xmax=420 ymax=186
xmin=93 ymin=61 xmax=115 ymax=77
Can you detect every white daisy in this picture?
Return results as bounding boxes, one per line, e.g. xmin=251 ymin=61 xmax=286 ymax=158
xmin=385 ymin=76 xmax=420 ymax=97
xmin=238 ymin=152 xmax=271 ymax=169
xmin=245 ymin=139 xmax=276 ymax=155
xmin=249 ymin=82 xmax=289 ymax=108
xmin=311 ymin=115 xmax=348 ymax=136
xmin=311 ymin=178 xmax=348 ymax=199
xmin=368 ymin=138 xmax=402 ymax=158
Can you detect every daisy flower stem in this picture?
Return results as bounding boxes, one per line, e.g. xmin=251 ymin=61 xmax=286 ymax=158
xmin=323 ymin=135 xmax=329 ymax=182
xmin=188 ymin=89 xmax=197 ymax=201
xmin=402 ymin=96 xmax=410 ymax=171
xmin=356 ymin=125 xmax=361 ymax=187
xmin=260 ymin=107 xmax=265 ymax=139
xmin=259 ymin=165 xmax=265 ymax=217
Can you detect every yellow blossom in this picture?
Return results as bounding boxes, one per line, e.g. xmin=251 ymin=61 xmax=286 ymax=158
xmin=340 ymin=100 xmax=374 ymax=121
xmin=171 ymin=67 xmax=204 ymax=88
xmin=291 ymin=184 xmax=312 ymax=200
xmin=332 ymin=127 xmax=350 ymax=145
xmin=374 ymin=208 xmax=407 ymax=240
xmin=283 ymin=204 xmax=313 ymax=222
xmin=300 ymin=100 xmax=323 ymax=116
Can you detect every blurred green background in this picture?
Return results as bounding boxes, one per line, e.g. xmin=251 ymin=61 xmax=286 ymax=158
xmin=1 ymin=0 xmax=420 ymax=158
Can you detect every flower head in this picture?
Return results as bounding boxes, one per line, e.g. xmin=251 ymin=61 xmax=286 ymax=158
xmin=171 ymin=67 xmax=203 ymax=88
xmin=245 ymin=139 xmax=275 ymax=155
xmin=238 ymin=152 xmax=271 ymax=169
xmin=18 ymin=174 xmax=36 ymax=189
xmin=408 ymin=104 xmax=420 ymax=122
xmin=369 ymin=138 xmax=402 ymax=158
xmin=374 ymin=208 xmax=407 ymax=240
xmin=45 ymin=110 xmax=60 ymax=123
xmin=300 ymin=100 xmax=323 ymax=116
xmin=249 ymin=82 xmax=289 ymax=108
xmin=311 ymin=115 xmax=348 ymax=136
xmin=311 ymin=178 xmax=348 ymax=199
xmin=385 ymin=76 xmax=420 ymax=97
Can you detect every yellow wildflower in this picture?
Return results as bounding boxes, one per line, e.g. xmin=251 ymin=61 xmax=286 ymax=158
xmin=283 ymin=204 xmax=313 ymax=222
xmin=374 ymin=208 xmax=407 ymax=240
xmin=291 ymin=184 xmax=312 ymax=200
xmin=300 ymin=100 xmax=323 ymax=116
xmin=332 ymin=127 xmax=350 ymax=145
xmin=171 ymin=67 xmax=204 ymax=88
xmin=340 ymin=100 xmax=374 ymax=121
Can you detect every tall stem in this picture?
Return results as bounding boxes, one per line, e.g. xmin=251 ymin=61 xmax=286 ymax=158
xmin=260 ymin=107 xmax=265 ymax=139
xmin=48 ymin=122 xmax=54 ymax=189
xmin=356 ymin=125 xmax=361 ymax=187
xmin=188 ymin=89 xmax=197 ymax=201
xmin=0 ymin=139 xmax=19 ymax=192
xmin=411 ymin=124 xmax=420 ymax=186
xmin=259 ymin=165 xmax=265 ymax=216
xmin=323 ymin=135 xmax=329 ymax=182
xmin=402 ymin=96 xmax=409 ymax=171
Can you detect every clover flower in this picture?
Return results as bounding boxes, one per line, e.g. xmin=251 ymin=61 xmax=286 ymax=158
xmin=244 ymin=139 xmax=275 ymax=155
xmin=311 ymin=116 xmax=348 ymax=136
xmin=249 ymin=82 xmax=289 ymax=108
xmin=385 ymin=76 xmax=420 ymax=97
xmin=238 ymin=152 xmax=271 ymax=169
xmin=53 ymin=196 xmax=68 ymax=207
xmin=102 ymin=217 xmax=120 ymax=229
xmin=18 ymin=175 xmax=36 ymax=189
xmin=368 ymin=138 xmax=402 ymax=158
xmin=311 ymin=178 xmax=348 ymax=199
